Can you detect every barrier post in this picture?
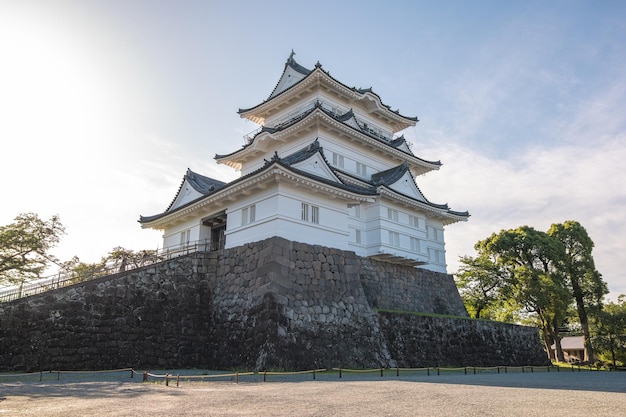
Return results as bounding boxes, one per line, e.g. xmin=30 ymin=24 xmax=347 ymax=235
xmin=396 ymin=367 xmax=400 ymax=377
xmin=166 ymin=374 xmax=169 ymax=387
xmin=176 ymin=375 xmax=179 ymax=388
xmin=339 ymin=368 xmax=342 ymax=378
xmin=437 ymin=367 xmax=440 ymax=376
xmin=531 ymin=366 xmax=534 ymax=373
xmin=130 ymin=369 xmax=134 ymax=379
xmin=473 ymin=367 xmax=476 ymax=375
xmin=427 ymin=367 xmax=430 ymax=376
xmin=264 ymin=371 xmax=267 ymax=382
xmin=236 ymin=371 xmax=239 ymax=384
xmin=497 ymin=366 xmax=500 ymax=374
xmin=143 ymin=372 xmax=148 ymax=382
xmin=313 ymin=370 xmax=316 ymax=380
xmin=522 ymin=366 xmax=525 ymax=373
xmin=464 ymin=367 xmax=467 ymax=375
xmin=380 ymin=368 xmax=384 ymax=377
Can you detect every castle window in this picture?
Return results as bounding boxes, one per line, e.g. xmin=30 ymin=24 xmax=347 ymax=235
xmin=410 ymin=237 xmax=421 ymax=252
xmin=301 ymin=203 xmax=309 ymax=221
xmin=242 ymin=204 xmax=256 ymax=225
xmin=427 ymin=226 xmax=443 ymax=241
xmin=333 ymin=153 xmax=344 ymax=168
xmin=387 ymin=208 xmax=399 ymax=222
xmin=355 ymin=229 xmax=362 ymax=244
xmin=428 ymin=248 xmax=446 ymax=264
xmin=409 ymin=215 xmax=424 ymax=229
xmin=389 ymin=231 xmax=400 ymax=247
xmin=301 ymin=203 xmax=319 ymax=224
xmin=311 ymin=206 xmax=319 ymax=224
xmin=180 ymin=229 xmax=190 ymax=245
xmin=356 ymin=162 xmax=367 ymax=177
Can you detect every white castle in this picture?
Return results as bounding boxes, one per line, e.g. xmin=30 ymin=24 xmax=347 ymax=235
xmin=140 ymin=52 xmax=468 ymax=273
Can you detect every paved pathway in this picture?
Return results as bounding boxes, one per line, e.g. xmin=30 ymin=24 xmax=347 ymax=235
xmin=1 ymin=370 xmax=625 ymax=416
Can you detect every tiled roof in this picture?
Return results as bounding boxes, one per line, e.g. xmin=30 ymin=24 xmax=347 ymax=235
xmin=371 ymin=162 xmax=410 ymax=186
xmin=390 ymin=135 xmax=408 ymax=148
xmin=185 ymin=169 xmax=226 ymax=195
xmin=218 ymin=104 xmax=440 ymax=168
xmin=552 ymin=336 xmax=584 ymax=350
xmin=238 ymin=53 xmax=417 ymax=123
xmin=278 ymin=139 xmax=322 ymax=165
xmin=140 ymin=143 xmax=377 ymax=225
xmin=159 ymin=169 xmax=226 ymax=214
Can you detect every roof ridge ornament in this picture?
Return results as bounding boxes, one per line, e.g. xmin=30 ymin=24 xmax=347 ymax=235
xmin=288 ymin=49 xmax=296 ymax=64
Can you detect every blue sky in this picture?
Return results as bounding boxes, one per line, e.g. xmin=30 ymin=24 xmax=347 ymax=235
xmin=1 ymin=1 xmax=625 ymax=298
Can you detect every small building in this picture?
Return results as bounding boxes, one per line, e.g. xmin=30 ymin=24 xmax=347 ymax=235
xmin=552 ymin=336 xmax=585 ymax=362
xmin=139 ymin=52 xmax=469 ymax=273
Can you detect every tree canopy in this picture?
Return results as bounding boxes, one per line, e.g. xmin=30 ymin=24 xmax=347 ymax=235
xmin=0 ymin=213 xmax=65 ymax=285
xmin=456 ymin=221 xmax=608 ymax=363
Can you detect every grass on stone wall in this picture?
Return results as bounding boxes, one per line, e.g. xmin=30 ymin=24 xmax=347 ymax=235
xmin=374 ymin=308 xmax=496 ymax=322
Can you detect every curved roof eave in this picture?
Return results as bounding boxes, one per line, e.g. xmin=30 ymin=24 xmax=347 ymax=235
xmin=377 ymin=186 xmax=470 ymax=224
xmin=238 ymin=61 xmax=417 ymax=128
xmin=218 ymin=107 xmax=441 ymax=171
xmin=140 ymin=159 xmax=378 ymax=228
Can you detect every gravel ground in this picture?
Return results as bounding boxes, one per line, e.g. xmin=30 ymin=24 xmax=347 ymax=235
xmin=1 ymin=370 xmax=625 ymax=416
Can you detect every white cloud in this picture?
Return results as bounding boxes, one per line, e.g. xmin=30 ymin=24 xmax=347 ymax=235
xmin=418 ymin=135 xmax=626 ymax=299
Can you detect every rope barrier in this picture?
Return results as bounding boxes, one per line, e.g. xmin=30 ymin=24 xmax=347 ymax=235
xmin=0 ymin=364 xmax=598 ymax=386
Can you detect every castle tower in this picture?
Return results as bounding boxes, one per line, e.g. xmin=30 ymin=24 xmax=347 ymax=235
xmin=140 ymin=53 xmax=469 ymax=273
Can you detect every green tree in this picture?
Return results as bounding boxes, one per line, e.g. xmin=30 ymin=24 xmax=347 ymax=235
xmin=456 ymin=253 xmax=507 ymax=319
xmin=548 ymin=221 xmax=608 ymax=362
xmin=59 ymin=247 xmax=158 ymax=283
xmin=593 ymin=296 xmax=626 ymax=368
xmin=476 ymin=226 xmax=569 ymax=361
xmin=106 ymin=246 xmax=157 ymax=272
xmin=58 ymin=256 xmax=108 ymax=284
xmin=0 ymin=213 xmax=65 ymax=285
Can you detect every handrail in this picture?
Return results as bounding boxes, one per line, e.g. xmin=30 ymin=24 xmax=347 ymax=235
xmin=0 ymin=240 xmax=212 ymax=303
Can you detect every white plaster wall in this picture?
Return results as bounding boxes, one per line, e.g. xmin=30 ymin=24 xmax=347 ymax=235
xmin=350 ymin=200 xmax=448 ymax=273
xmin=225 ymin=184 xmax=349 ymax=250
xmin=162 ymin=219 xmax=202 ymax=250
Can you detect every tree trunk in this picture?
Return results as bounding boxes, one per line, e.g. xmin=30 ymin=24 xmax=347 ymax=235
xmin=550 ymin=323 xmax=565 ymax=362
xmin=571 ymin=278 xmax=595 ymax=362
xmin=541 ymin=327 xmax=555 ymax=360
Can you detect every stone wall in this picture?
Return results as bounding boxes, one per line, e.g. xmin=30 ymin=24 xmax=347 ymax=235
xmin=358 ymin=259 xmax=467 ymax=316
xmin=0 ymin=237 xmax=549 ymax=371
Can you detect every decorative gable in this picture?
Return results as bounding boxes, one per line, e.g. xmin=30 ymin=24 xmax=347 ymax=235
xmin=290 ymin=151 xmax=340 ymax=182
xmin=166 ymin=169 xmax=226 ymax=213
xmin=168 ymin=178 xmax=205 ymax=212
xmin=269 ymin=51 xmax=311 ymax=99
xmin=278 ymin=139 xmax=341 ymax=183
xmin=371 ymin=163 xmax=427 ymax=203
xmin=386 ymin=170 xmax=427 ymax=202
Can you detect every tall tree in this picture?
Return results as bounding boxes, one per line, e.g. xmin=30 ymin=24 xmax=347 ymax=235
xmin=0 ymin=213 xmax=65 ymax=285
xmin=548 ymin=221 xmax=608 ymax=362
xmin=477 ymin=226 xmax=569 ymax=360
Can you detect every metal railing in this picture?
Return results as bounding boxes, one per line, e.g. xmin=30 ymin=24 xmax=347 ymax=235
xmin=0 ymin=240 xmax=212 ymax=303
